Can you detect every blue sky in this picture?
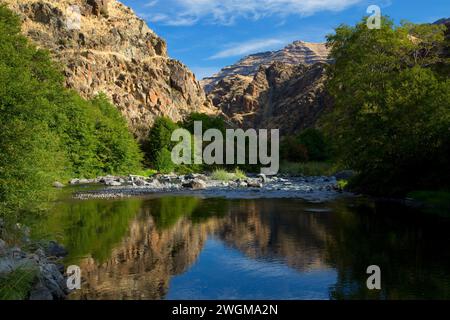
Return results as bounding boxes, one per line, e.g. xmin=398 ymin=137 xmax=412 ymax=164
xmin=121 ymin=0 xmax=449 ymax=79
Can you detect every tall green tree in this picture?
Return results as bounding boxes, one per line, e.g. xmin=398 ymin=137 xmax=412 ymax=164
xmin=324 ymin=17 xmax=450 ymax=195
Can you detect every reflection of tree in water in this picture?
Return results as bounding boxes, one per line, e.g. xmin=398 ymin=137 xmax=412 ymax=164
xmin=66 ymin=197 xmax=229 ymax=299
xmin=33 ymin=199 xmax=143 ymax=264
xmin=325 ymin=200 xmax=450 ymax=300
xmin=38 ymin=196 xmax=450 ymax=300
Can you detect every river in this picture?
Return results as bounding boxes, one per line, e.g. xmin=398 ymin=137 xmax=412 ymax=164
xmin=31 ymin=193 xmax=450 ymax=300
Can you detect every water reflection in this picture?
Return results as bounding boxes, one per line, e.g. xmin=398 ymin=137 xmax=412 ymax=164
xmin=33 ymin=196 xmax=450 ymax=300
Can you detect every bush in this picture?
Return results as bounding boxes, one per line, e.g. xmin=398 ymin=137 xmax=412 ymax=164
xmin=211 ymin=168 xmax=247 ymax=181
xmin=143 ymin=117 xmax=179 ymax=166
xmin=155 ymin=148 xmax=175 ymax=173
xmin=181 ymin=112 xmax=226 ymax=134
xmin=281 ymin=129 xmax=329 ymax=163
xmin=297 ymin=129 xmax=329 ymax=161
xmin=281 ymin=136 xmax=309 ymax=162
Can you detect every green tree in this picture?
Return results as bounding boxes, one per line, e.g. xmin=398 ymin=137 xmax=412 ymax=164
xmin=324 ymin=17 xmax=450 ymax=195
xmin=0 ymin=5 xmax=142 ymax=218
xmin=143 ymin=117 xmax=179 ymax=165
xmin=181 ymin=112 xmax=226 ymax=135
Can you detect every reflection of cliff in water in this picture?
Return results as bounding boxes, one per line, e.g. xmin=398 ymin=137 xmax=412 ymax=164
xmin=69 ymin=198 xmax=335 ymax=299
xmin=63 ymin=197 xmax=450 ymax=300
xmin=215 ymin=200 xmax=332 ymax=272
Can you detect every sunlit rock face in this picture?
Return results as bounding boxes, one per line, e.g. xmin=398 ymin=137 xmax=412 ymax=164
xmin=202 ymin=41 xmax=332 ymax=134
xmin=201 ymin=41 xmax=331 ymax=93
xmin=208 ymin=61 xmax=332 ymax=134
xmin=71 ymin=214 xmax=220 ymax=300
xmin=5 ymin=0 xmax=217 ymax=138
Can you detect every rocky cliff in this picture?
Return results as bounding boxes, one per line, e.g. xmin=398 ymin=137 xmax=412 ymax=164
xmin=201 ymin=41 xmax=330 ymax=93
xmin=204 ymin=41 xmax=332 ymax=134
xmin=4 ymin=0 xmax=217 ymax=138
xmin=209 ymin=61 xmax=332 ymax=135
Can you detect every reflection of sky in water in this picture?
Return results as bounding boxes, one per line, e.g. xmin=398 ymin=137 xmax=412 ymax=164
xmin=167 ymin=238 xmax=337 ymax=300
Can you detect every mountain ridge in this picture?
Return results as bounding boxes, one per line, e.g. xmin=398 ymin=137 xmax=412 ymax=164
xmin=201 ymin=40 xmax=330 ymax=93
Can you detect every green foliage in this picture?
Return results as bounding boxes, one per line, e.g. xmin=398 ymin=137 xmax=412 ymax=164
xmin=324 ymin=17 xmax=450 ymax=195
xmin=155 ymin=148 xmax=176 ymax=173
xmin=181 ymin=112 xmax=226 ymax=135
xmin=90 ymin=94 xmax=143 ymax=175
xmin=297 ymin=129 xmax=330 ymax=161
xmin=337 ymin=180 xmax=349 ymax=191
xmin=0 ymin=6 xmax=142 ymax=218
xmin=143 ymin=117 xmax=179 ymax=165
xmin=31 ymin=199 xmax=142 ymax=264
xmin=281 ymin=128 xmax=330 ymax=162
xmin=211 ymin=168 xmax=247 ymax=181
xmin=0 ymin=267 xmax=37 ymax=300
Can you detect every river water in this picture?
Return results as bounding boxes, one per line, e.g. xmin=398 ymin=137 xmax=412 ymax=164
xmin=32 ymin=194 xmax=450 ymax=300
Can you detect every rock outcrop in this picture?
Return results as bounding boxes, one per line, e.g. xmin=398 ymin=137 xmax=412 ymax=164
xmin=4 ymin=0 xmax=217 ymax=138
xmin=209 ymin=61 xmax=332 ymax=134
xmin=203 ymin=41 xmax=332 ymax=134
xmin=201 ymin=41 xmax=330 ymax=93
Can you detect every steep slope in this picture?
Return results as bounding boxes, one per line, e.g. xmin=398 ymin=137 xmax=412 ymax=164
xmin=208 ymin=61 xmax=332 ymax=135
xmin=4 ymin=0 xmax=217 ymax=138
xmin=201 ymin=41 xmax=330 ymax=93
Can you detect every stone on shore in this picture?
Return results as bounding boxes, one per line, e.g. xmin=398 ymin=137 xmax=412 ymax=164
xmin=182 ymin=180 xmax=207 ymax=190
xmin=52 ymin=181 xmax=65 ymax=188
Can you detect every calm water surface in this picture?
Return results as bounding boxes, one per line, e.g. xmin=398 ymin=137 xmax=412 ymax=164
xmin=32 ymin=195 xmax=450 ymax=300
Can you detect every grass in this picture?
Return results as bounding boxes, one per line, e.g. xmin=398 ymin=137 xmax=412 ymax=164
xmin=0 ymin=267 xmax=38 ymax=300
xmin=408 ymin=190 xmax=450 ymax=217
xmin=133 ymin=168 xmax=157 ymax=177
xmin=211 ymin=168 xmax=247 ymax=181
xmin=337 ymin=179 xmax=349 ymax=190
xmin=279 ymin=161 xmax=335 ymax=176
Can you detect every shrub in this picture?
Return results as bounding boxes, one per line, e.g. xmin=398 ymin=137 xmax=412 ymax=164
xmin=281 ymin=129 xmax=329 ymax=163
xmin=297 ymin=128 xmax=329 ymax=161
xmin=155 ymin=148 xmax=175 ymax=173
xmin=182 ymin=112 xmax=226 ymax=134
xmin=143 ymin=117 xmax=179 ymax=165
xmin=211 ymin=168 xmax=247 ymax=181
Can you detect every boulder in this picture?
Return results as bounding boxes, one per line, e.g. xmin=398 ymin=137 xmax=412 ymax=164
xmin=29 ymin=281 xmax=53 ymax=300
xmin=52 ymin=181 xmax=65 ymax=188
xmin=87 ymin=0 xmax=109 ymax=17
xmin=182 ymin=180 xmax=206 ymax=190
xmin=257 ymin=173 xmax=268 ymax=183
xmin=69 ymin=179 xmax=80 ymax=185
xmin=45 ymin=241 xmax=67 ymax=258
xmin=246 ymin=179 xmax=263 ymax=188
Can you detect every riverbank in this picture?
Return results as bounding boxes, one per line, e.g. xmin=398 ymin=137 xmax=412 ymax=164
xmin=69 ymin=173 xmax=352 ymax=202
xmin=0 ymin=222 xmax=68 ymax=300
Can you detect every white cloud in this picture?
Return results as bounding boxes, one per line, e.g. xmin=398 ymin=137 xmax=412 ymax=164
xmin=146 ymin=13 xmax=198 ymax=26
xmin=146 ymin=0 xmax=362 ymax=26
xmin=209 ymin=38 xmax=286 ymax=59
xmin=144 ymin=0 xmax=159 ymax=8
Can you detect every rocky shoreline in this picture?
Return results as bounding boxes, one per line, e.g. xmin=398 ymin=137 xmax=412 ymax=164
xmin=68 ymin=173 xmax=352 ymax=202
xmin=0 ymin=229 xmax=69 ymax=300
